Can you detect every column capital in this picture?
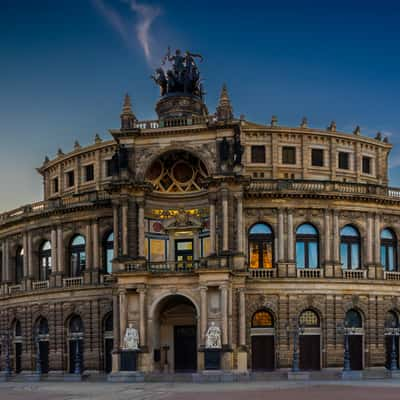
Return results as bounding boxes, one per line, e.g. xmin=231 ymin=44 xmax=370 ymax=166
xmin=199 ymin=285 xmax=208 ymax=292
xmin=136 ymin=197 xmax=146 ymax=208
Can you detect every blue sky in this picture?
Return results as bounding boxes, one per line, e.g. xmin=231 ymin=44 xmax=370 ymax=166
xmin=1 ymin=0 xmax=400 ymax=211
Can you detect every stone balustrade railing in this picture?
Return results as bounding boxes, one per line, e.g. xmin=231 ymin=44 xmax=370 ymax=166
xmin=0 ymin=191 xmax=111 ymax=227
xmin=248 ymin=179 xmax=400 ymax=200
xmin=32 ymin=280 xmax=50 ymax=290
xmin=62 ymin=277 xmax=84 ymax=288
xmin=133 ymin=116 xmax=208 ymax=130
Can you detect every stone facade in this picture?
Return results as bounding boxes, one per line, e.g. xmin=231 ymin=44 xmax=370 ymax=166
xmin=0 ymin=76 xmax=399 ymax=378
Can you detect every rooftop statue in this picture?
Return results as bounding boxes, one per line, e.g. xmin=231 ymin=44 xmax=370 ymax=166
xmin=152 ymin=47 xmax=204 ymax=98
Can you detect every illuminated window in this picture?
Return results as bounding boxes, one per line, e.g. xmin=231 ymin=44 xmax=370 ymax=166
xmin=201 ymin=236 xmax=210 ymax=257
xmin=248 ymin=223 xmax=273 ymax=269
xmin=299 ymin=310 xmax=320 ymax=327
xmin=150 ymin=239 xmax=167 ymax=262
xmin=252 ymin=310 xmax=274 ymax=328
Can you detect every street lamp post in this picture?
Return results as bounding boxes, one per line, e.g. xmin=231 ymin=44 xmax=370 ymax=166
xmin=74 ymin=339 xmax=81 ymax=375
xmin=286 ymin=318 xmax=304 ymax=372
xmin=337 ymin=322 xmax=352 ymax=372
xmin=385 ymin=319 xmax=399 ymax=371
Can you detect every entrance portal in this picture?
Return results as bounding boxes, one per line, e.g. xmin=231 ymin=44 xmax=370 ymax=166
xmin=299 ymin=335 xmax=320 ymax=370
xmin=349 ymin=335 xmax=363 ymax=370
xmin=153 ymin=295 xmax=198 ymax=373
xmin=251 ymin=336 xmax=275 ymax=371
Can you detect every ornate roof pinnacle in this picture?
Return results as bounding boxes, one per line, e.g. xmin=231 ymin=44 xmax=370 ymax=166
xmin=120 ymin=93 xmax=137 ymax=130
xmin=300 ymin=117 xmax=308 ymax=128
xmin=74 ymin=140 xmax=81 ymax=150
xmin=94 ymin=133 xmax=102 ymax=144
xmin=328 ymin=121 xmax=336 ymax=132
xmin=216 ymin=83 xmax=233 ymax=121
xmin=353 ymin=125 xmax=361 ymax=135
xmin=271 ymin=115 xmax=278 ymax=127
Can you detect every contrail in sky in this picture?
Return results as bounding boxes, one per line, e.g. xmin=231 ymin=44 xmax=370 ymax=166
xmin=92 ymin=0 xmax=161 ymax=65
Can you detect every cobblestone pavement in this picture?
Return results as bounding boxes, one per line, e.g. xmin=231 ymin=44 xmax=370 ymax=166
xmin=1 ymin=381 xmax=400 ymax=400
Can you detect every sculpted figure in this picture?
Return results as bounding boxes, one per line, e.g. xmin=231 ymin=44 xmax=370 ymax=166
xmin=205 ymin=322 xmax=222 ymax=349
xmin=123 ymin=323 xmax=139 ymax=350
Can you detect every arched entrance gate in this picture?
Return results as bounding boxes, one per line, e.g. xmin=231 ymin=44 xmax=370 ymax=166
xmin=151 ymin=294 xmax=198 ymax=373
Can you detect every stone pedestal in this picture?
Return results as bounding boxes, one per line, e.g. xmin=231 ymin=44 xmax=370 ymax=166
xmin=288 ymin=371 xmax=310 ymax=380
xmin=277 ymin=262 xmax=287 ymax=278
xmin=120 ymin=350 xmax=138 ymax=372
xmin=287 ymin=262 xmax=296 ymax=278
xmin=236 ymin=351 xmax=248 ymax=372
xmin=204 ymin=349 xmax=221 ymax=370
xmin=341 ymin=370 xmax=363 ymax=380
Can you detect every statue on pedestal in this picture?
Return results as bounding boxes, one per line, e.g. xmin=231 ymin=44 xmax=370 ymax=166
xmin=123 ymin=323 xmax=139 ymax=350
xmin=205 ymin=322 xmax=222 ymax=349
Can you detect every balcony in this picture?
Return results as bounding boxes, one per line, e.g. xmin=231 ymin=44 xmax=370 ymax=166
xmin=297 ymin=268 xmax=323 ymax=278
xmin=32 ymin=280 xmax=50 ymax=290
xmin=384 ymin=271 xmax=400 ymax=280
xmin=63 ymin=277 xmax=84 ymax=288
xmin=0 ymin=191 xmax=111 ymax=227
xmin=248 ymin=268 xmax=276 ymax=279
xmin=247 ymin=179 xmax=400 ymax=201
xmin=342 ymin=270 xmax=367 ymax=280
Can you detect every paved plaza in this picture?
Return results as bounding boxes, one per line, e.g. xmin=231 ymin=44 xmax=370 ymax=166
xmin=1 ymin=381 xmax=400 ymax=400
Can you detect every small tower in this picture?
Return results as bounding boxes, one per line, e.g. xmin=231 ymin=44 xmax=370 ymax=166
xmin=120 ymin=93 xmax=137 ymax=130
xmin=216 ymin=84 xmax=233 ymax=122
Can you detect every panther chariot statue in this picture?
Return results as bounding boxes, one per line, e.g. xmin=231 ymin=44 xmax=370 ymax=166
xmin=151 ymin=47 xmax=205 ymax=99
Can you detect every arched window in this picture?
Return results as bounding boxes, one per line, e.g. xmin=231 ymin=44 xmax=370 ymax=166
xmin=36 ymin=317 xmax=49 ymax=336
xmin=15 ymin=247 xmax=24 ymax=284
xmin=70 ymin=235 xmax=86 ymax=277
xmin=381 ymin=229 xmax=397 ymax=271
xmin=385 ymin=311 xmax=399 ymax=328
xmin=252 ymin=310 xmax=274 ymax=328
xmin=103 ymin=232 xmax=114 ymax=274
xmin=69 ymin=315 xmax=84 ymax=335
xmin=39 ymin=241 xmax=52 ymax=281
xmin=340 ymin=225 xmax=361 ymax=270
xmin=299 ymin=309 xmax=320 ymax=327
xmin=248 ymin=223 xmax=274 ymax=269
xmin=296 ymin=224 xmax=319 ymax=269
xmin=345 ymin=309 xmax=362 ymax=328
xmin=14 ymin=320 xmax=22 ymax=337
xmin=104 ymin=313 xmax=113 ymax=332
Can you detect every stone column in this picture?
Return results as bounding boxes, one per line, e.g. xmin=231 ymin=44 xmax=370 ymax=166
xmin=2 ymin=240 xmax=8 ymax=282
xmin=23 ymin=232 xmax=29 ymax=279
xmin=137 ymin=199 xmax=145 ymax=258
xmin=236 ymin=193 xmax=244 ymax=253
xmin=92 ymin=220 xmax=100 ymax=270
xmin=138 ymin=288 xmax=147 ymax=348
xmin=332 ymin=211 xmax=339 ymax=262
xmin=239 ymin=288 xmax=246 ymax=347
xmin=56 ymin=226 xmax=64 ymax=276
xmin=366 ymin=214 xmax=373 ymax=264
xmin=287 ymin=210 xmax=294 ymax=261
xmin=222 ymin=190 xmax=229 ymax=252
xmin=112 ymin=203 xmax=120 ymax=259
xmin=220 ymin=284 xmax=228 ymax=346
xmin=374 ymin=213 xmax=381 ymax=265
xmin=27 ymin=231 xmax=33 ymax=278
xmin=324 ymin=209 xmax=331 ymax=262
xmin=119 ymin=289 xmax=127 ymax=346
xmin=200 ymin=286 xmax=208 ymax=345
xmin=278 ymin=209 xmax=284 ymax=261
xmin=121 ymin=202 xmax=129 ymax=256
xmin=51 ymin=228 xmax=57 ymax=273
xmin=209 ymin=197 xmax=216 ymax=255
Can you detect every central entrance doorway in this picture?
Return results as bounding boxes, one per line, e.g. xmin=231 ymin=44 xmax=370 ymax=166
xmin=251 ymin=310 xmax=275 ymax=371
xmin=153 ymin=294 xmax=198 ymax=373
